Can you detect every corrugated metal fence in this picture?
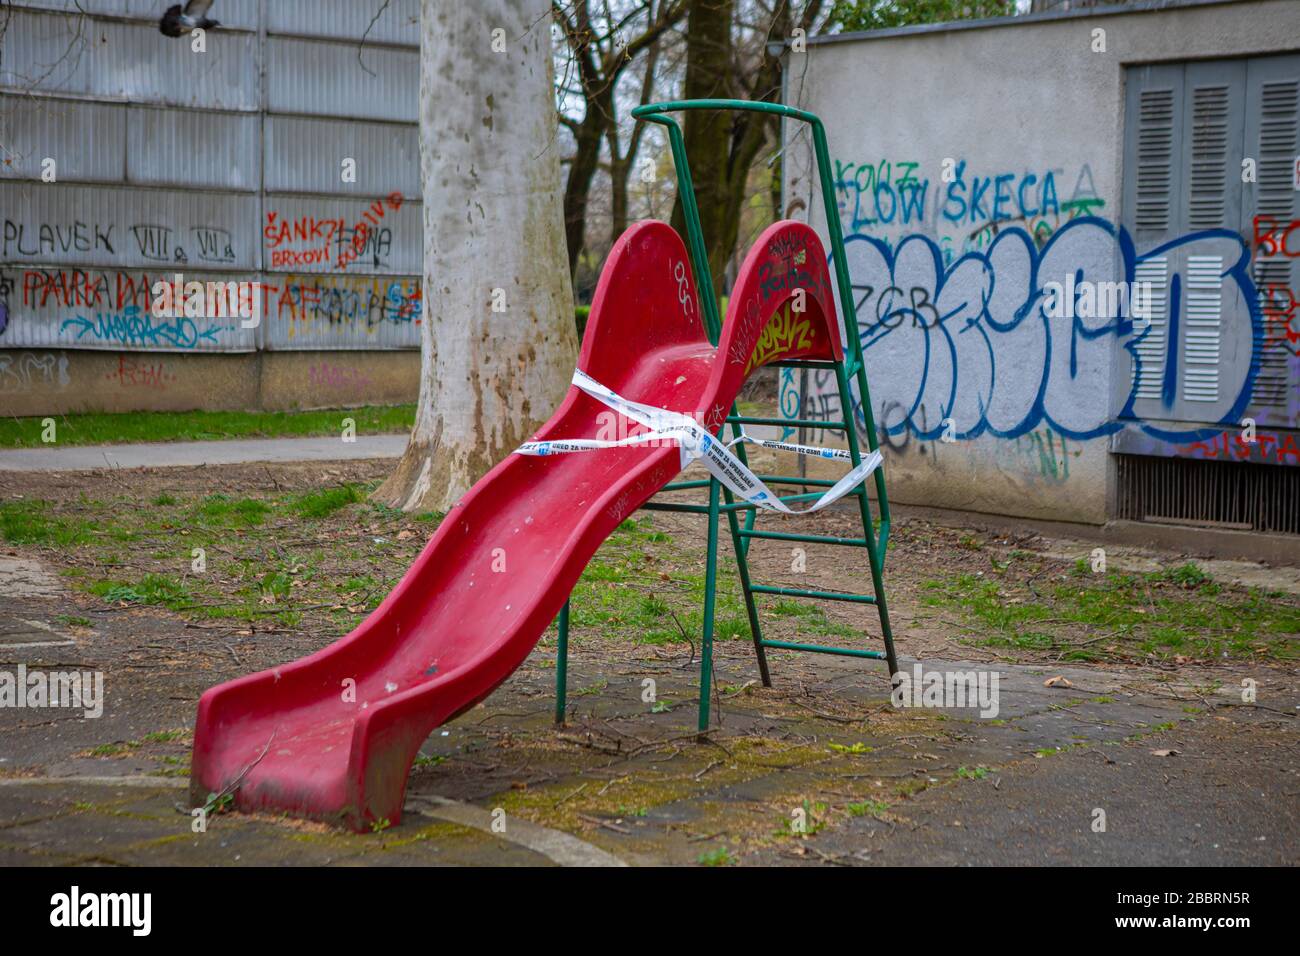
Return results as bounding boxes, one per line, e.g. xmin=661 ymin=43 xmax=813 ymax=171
xmin=0 ymin=0 xmax=423 ymax=354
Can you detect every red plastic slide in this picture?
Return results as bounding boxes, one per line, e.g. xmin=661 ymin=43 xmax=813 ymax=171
xmin=190 ymin=219 xmax=843 ymax=829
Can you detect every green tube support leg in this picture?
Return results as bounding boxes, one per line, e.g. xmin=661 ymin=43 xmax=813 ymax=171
xmin=726 ymin=504 xmax=771 ymax=687
xmin=697 ymin=478 xmax=721 ymax=739
xmin=555 ymin=599 xmax=570 ymax=726
xmin=723 ymin=406 xmax=771 ymax=687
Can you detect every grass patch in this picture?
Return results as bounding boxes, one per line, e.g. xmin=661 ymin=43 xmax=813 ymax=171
xmin=846 ymin=799 xmax=890 ymax=818
xmin=291 ymin=484 xmax=366 ymax=519
xmin=86 ymin=741 xmax=140 ymax=758
xmin=565 ymin=516 xmax=756 ymax=645
xmin=90 ymin=574 xmax=194 ymax=611
xmin=766 ymin=598 xmax=858 ymax=639
xmin=827 ymin=742 xmax=874 ymax=755
xmin=774 ymin=799 xmax=829 ymax=838
xmin=142 ymin=730 xmax=186 ymax=744
xmin=0 ymin=501 xmax=95 ymax=546
xmin=697 ymin=846 xmax=736 ymax=866
xmin=192 ymin=494 xmax=271 ymax=528
xmin=920 ymin=565 xmax=1299 ymax=663
xmin=0 ymin=405 xmax=416 ymax=448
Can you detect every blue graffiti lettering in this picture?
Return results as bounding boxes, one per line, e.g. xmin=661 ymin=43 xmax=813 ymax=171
xmin=60 ymin=306 xmax=232 ymax=349
xmin=835 ymin=217 xmax=1259 ymax=444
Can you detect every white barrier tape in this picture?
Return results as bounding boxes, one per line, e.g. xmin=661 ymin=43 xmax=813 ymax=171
xmin=514 ymin=369 xmax=883 ymax=515
xmin=726 ymin=433 xmax=853 ymax=461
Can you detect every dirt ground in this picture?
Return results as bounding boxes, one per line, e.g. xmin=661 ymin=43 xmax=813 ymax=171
xmin=0 ymin=457 xmax=1296 ymax=866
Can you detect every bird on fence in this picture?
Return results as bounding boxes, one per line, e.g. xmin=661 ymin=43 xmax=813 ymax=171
xmin=159 ymin=0 xmax=219 ymax=37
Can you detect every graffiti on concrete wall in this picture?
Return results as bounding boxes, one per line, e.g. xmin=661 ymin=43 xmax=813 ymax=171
xmin=832 ymin=157 xmax=1106 ymax=264
xmin=1177 ymin=428 xmax=1300 ymax=465
xmin=0 ymin=351 xmax=70 ymax=393
xmin=2 ymin=217 xmax=239 ymax=267
xmin=0 ymin=267 xmax=253 ymax=351
xmin=843 ymin=218 xmax=1257 ymax=443
xmin=0 ymin=265 xmax=423 ymax=351
xmin=1 ymin=196 xmax=421 ymax=353
xmin=263 ymin=193 xmax=406 ymax=271
xmin=103 ymin=355 xmax=175 ymax=391
xmin=787 ymin=172 xmax=1290 ymax=468
xmin=307 ymin=361 xmax=376 ymax=398
xmin=1254 ymin=215 xmax=1300 ymax=360
xmin=263 ymin=273 xmax=421 ymax=343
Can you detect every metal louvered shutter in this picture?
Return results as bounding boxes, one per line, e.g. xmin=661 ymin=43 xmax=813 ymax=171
xmin=1120 ymin=54 xmax=1297 ymax=439
xmin=1246 ymin=57 xmax=1300 ymax=417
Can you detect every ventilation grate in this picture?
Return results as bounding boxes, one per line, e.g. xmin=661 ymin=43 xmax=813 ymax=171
xmin=1132 ymin=256 xmax=1169 ymax=400
xmin=1188 ymin=84 xmax=1229 ymax=228
xmin=1115 ymin=454 xmax=1300 ymax=535
xmin=1182 ymin=254 xmax=1223 ymax=403
xmin=1256 ymin=79 xmax=1298 ymax=220
xmin=1136 ymin=88 xmax=1175 ymax=231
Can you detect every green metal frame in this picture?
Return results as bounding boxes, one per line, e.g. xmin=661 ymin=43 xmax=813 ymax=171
xmin=553 ymin=99 xmax=897 ymax=734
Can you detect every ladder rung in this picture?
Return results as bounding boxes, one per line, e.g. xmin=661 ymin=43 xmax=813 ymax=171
xmin=755 ymin=474 xmax=841 ymax=487
xmin=759 ymin=639 xmax=886 ymax=660
xmin=660 ymin=479 xmax=711 ymax=492
xmin=641 ymin=501 xmax=711 ymax=515
xmin=767 ymin=359 xmax=840 ymax=370
xmin=737 ymin=529 xmax=867 ymax=547
xmin=750 ymin=584 xmax=876 ymax=604
xmin=727 ymin=415 xmax=846 ymax=430
xmin=719 ymin=486 xmax=866 ymax=513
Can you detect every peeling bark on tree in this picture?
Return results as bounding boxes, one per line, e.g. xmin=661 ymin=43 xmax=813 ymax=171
xmin=375 ymin=0 xmax=579 ymax=513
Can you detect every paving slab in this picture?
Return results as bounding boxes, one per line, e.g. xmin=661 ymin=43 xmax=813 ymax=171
xmin=0 ymin=435 xmax=407 ymax=472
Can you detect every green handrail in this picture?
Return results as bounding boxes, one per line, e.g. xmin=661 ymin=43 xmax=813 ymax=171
xmin=630 ymin=98 xmax=892 ymax=553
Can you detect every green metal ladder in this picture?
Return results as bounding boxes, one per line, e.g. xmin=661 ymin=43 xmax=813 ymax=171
xmin=554 ymin=99 xmax=897 ymax=734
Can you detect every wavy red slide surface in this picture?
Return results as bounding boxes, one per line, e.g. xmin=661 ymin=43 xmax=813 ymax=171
xmin=190 ymin=219 xmax=842 ymax=829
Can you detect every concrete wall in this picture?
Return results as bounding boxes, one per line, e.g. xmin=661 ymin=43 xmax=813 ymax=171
xmin=782 ymin=0 xmax=1300 ymax=523
xmin=0 ymin=2 xmax=423 ymax=417
xmin=0 ymin=348 xmax=418 ymax=416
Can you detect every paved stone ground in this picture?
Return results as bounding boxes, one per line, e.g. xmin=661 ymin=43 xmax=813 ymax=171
xmin=0 ymin=435 xmax=408 ymax=472
xmin=1 ymin=570 xmax=1294 ymax=865
xmin=0 ymin=450 xmax=1295 ymax=866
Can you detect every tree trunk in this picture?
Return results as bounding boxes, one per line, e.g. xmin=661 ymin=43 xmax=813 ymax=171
xmin=561 ymin=89 xmax=611 ymax=278
xmin=608 ymin=36 xmax=661 ymax=245
xmin=375 ymin=0 xmax=578 ymax=513
xmin=670 ymin=0 xmax=734 ymax=299
xmin=668 ymin=1 xmax=820 ymax=299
